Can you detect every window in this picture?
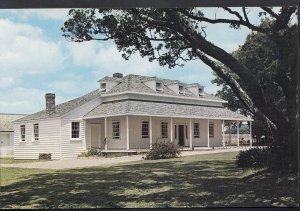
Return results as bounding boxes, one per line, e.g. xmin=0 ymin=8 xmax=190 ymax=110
xmin=199 ymin=88 xmax=204 ymax=96
xmin=175 ymin=125 xmax=177 ymax=139
xmin=33 ymin=124 xmax=39 ymax=141
xmin=209 ymin=123 xmax=214 ymax=138
xmin=161 ymin=122 xmax=168 ymax=138
xmin=141 ymin=121 xmax=149 ymax=138
xmin=156 ymin=82 xmax=163 ymax=92
xmin=20 ymin=125 xmax=25 ymax=141
xmin=179 ymin=85 xmax=185 ymax=95
xmin=100 ymin=83 xmax=106 ymax=92
xmin=71 ymin=122 xmax=80 ymax=139
xmin=112 ymin=121 xmax=120 ymax=139
xmin=194 ymin=123 xmax=200 ymax=138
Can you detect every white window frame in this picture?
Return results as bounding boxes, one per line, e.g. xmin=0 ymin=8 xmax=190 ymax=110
xmin=194 ymin=123 xmax=200 ymax=138
xmin=141 ymin=121 xmax=149 ymax=138
xmin=161 ymin=121 xmax=168 ymax=138
xmin=100 ymin=83 xmax=106 ymax=92
xmin=71 ymin=121 xmax=80 ymax=140
xmin=179 ymin=85 xmax=185 ymax=95
xmin=33 ymin=123 xmax=39 ymax=141
xmin=20 ymin=125 xmax=25 ymax=142
xmin=112 ymin=121 xmax=120 ymax=139
xmin=209 ymin=123 xmax=214 ymax=138
xmin=156 ymin=82 xmax=163 ymax=92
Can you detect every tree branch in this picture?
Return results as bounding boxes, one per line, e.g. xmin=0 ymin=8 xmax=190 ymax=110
xmin=242 ymin=7 xmax=250 ymax=23
xmin=194 ymin=50 xmax=278 ymax=130
xmin=261 ymin=7 xmax=279 ymax=18
xmin=222 ymin=7 xmax=244 ymax=21
xmin=166 ymin=10 xmax=289 ymax=128
xmin=177 ymin=9 xmax=267 ymax=34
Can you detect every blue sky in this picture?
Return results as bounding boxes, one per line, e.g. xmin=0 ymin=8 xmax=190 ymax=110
xmin=0 ymin=8 xmax=273 ymax=114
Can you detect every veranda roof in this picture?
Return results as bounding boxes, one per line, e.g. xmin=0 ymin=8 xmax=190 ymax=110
xmin=84 ymin=100 xmax=253 ymax=121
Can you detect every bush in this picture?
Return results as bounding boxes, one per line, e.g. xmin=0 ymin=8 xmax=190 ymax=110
xmin=87 ymin=148 xmax=101 ymax=156
xmin=236 ymin=147 xmax=271 ymax=168
xmin=79 ymin=148 xmax=106 ymax=157
xmin=237 ymin=145 xmax=297 ymax=171
xmin=145 ymin=140 xmax=180 ymax=160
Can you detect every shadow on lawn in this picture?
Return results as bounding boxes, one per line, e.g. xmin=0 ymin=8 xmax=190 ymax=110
xmin=0 ymin=158 xmax=298 ymax=208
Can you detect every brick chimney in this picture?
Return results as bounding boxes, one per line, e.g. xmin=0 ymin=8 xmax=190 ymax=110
xmin=45 ymin=93 xmax=55 ymax=114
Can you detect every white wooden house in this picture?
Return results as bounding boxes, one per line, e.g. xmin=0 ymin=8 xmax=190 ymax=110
xmin=13 ymin=73 xmax=253 ymax=159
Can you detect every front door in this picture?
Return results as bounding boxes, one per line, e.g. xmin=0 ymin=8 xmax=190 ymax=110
xmin=178 ymin=125 xmax=185 ymax=146
xmin=91 ymin=124 xmax=101 ymax=148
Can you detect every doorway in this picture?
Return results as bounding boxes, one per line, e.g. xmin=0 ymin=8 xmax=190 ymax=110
xmin=90 ymin=124 xmax=101 ymax=148
xmin=178 ymin=125 xmax=185 ymax=146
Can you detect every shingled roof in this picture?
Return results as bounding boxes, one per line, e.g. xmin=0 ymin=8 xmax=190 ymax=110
xmin=14 ymin=74 xmax=229 ymax=123
xmin=0 ymin=114 xmax=27 ymax=131
xmin=100 ymin=74 xmax=221 ymax=100
xmin=14 ymin=89 xmax=101 ymax=123
xmin=84 ymin=100 xmax=252 ymax=121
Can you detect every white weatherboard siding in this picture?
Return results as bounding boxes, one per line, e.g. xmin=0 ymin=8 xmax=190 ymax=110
xmin=14 ymin=119 xmax=61 ymax=159
xmin=128 ymin=116 xmax=150 ymax=149
xmin=106 ymin=116 xmax=127 ymax=149
xmin=60 ymin=97 xmax=102 ymax=159
xmin=207 ymin=120 xmax=222 ymax=147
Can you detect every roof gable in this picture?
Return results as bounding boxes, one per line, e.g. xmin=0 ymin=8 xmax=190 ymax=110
xmin=14 ymin=89 xmax=101 ymax=123
xmin=0 ymin=114 xmax=27 ymax=131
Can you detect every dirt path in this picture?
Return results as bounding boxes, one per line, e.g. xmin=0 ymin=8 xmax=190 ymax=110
xmin=0 ymin=147 xmax=252 ymax=170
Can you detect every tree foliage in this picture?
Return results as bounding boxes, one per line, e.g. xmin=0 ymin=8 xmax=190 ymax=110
xmin=62 ymin=7 xmax=298 ymax=169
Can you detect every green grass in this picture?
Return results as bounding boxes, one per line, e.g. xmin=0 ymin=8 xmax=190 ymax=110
xmin=0 ymin=158 xmax=43 ymax=164
xmin=0 ymin=152 xmax=298 ymax=208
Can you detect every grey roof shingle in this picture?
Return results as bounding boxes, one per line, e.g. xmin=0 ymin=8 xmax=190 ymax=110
xmin=0 ymin=114 xmax=27 ymax=131
xmin=15 ymin=74 xmax=227 ymax=123
xmin=101 ymin=74 xmax=221 ymax=100
xmin=84 ymin=100 xmax=252 ymax=121
xmin=14 ymin=89 xmax=101 ymax=123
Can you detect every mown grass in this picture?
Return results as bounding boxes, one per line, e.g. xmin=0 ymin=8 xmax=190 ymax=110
xmin=0 ymin=152 xmax=298 ymax=208
xmin=0 ymin=158 xmax=43 ymax=164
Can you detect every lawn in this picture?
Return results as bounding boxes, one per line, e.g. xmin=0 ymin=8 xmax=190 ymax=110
xmin=0 ymin=152 xmax=298 ymax=208
xmin=0 ymin=158 xmax=44 ymax=164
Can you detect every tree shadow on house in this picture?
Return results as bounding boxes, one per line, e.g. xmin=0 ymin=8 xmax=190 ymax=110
xmin=0 ymin=157 xmax=298 ymax=208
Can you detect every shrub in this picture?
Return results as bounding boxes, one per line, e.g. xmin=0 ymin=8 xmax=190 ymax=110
xmin=237 ymin=145 xmax=297 ymax=171
xmin=79 ymin=148 xmax=105 ymax=157
xmin=236 ymin=147 xmax=271 ymax=168
xmin=86 ymin=148 xmax=101 ymax=156
xmin=145 ymin=140 xmax=180 ymax=160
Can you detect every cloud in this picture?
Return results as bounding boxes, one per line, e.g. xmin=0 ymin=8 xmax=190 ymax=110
xmin=0 ymin=19 xmax=65 ymax=78
xmin=0 ymin=87 xmax=68 ymax=114
xmin=0 ymin=77 xmax=19 ymax=88
xmin=65 ymin=41 xmax=163 ymax=77
xmin=48 ymin=74 xmax=98 ymax=97
xmin=1 ymin=9 xmax=69 ymax=21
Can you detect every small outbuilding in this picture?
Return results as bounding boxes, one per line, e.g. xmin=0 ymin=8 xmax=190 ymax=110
xmin=0 ymin=113 xmax=26 ymax=157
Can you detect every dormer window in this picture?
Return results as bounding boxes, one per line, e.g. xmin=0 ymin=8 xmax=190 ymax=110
xmin=156 ymin=82 xmax=163 ymax=92
xmin=179 ymin=85 xmax=185 ymax=95
xmin=199 ymin=88 xmax=204 ymax=96
xmin=100 ymin=83 xmax=106 ymax=92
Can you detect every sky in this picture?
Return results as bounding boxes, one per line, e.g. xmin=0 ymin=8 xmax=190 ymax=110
xmin=0 ymin=7 xmax=274 ymax=114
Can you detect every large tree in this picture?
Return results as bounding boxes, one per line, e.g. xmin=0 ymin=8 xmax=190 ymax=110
xmin=62 ymin=7 xmax=298 ymax=169
xmin=212 ymin=19 xmax=297 ymax=145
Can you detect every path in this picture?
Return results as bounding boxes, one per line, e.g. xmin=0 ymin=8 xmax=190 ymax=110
xmin=0 ymin=147 xmax=252 ymax=170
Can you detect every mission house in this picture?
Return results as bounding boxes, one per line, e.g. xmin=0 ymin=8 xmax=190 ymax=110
xmin=13 ymin=73 xmax=253 ymax=159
